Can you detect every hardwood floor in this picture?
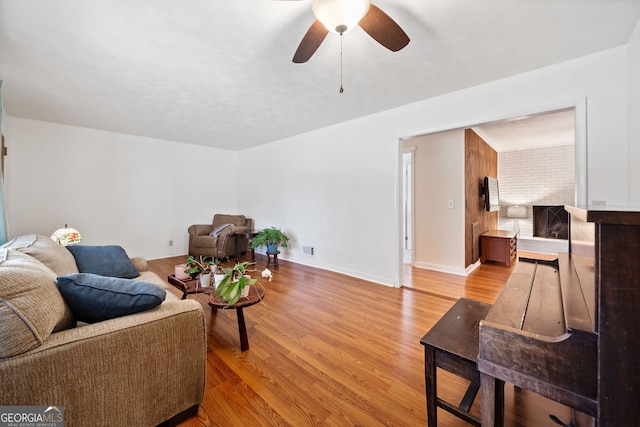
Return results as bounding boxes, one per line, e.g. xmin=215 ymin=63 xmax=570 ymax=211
xmin=148 ymin=254 xmax=572 ymax=426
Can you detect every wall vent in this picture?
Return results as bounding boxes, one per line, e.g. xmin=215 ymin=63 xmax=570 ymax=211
xmin=303 ymin=246 xmax=314 ymax=256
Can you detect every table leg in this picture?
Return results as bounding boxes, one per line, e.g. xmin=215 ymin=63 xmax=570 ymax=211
xmin=425 ymin=346 xmax=437 ymax=427
xmin=266 ymin=251 xmax=279 ymax=267
xmin=179 ymin=282 xmax=188 ymax=300
xmin=496 ymin=378 xmax=504 ymax=426
xmin=236 ymin=307 xmax=249 ymax=351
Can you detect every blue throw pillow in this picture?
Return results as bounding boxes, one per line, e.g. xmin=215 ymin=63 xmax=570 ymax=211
xmin=56 ymin=273 xmax=166 ymax=323
xmin=67 ymin=245 xmax=139 ymax=279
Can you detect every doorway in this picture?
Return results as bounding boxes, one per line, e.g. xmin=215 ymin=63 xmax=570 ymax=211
xmin=402 ymin=148 xmax=415 ymax=264
xmin=397 ymin=101 xmax=587 ymax=288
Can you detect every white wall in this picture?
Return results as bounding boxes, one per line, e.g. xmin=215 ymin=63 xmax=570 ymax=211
xmin=0 ymin=89 xmax=6 ymax=144
xmin=3 ymin=45 xmax=632 ymax=286
xmin=238 ymin=46 xmax=629 ymax=286
xmin=497 ymin=144 xmax=574 ymax=255
xmin=4 ymin=118 xmax=238 ymax=259
xmin=629 ymin=19 xmax=640 ymax=204
xmin=406 ymin=130 xmax=465 ymax=274
xmin=498 ymin=144 xmax=575 ymax=237
xmin=0 ymin=85 xmax=5 ymax=133
xmin=236 ymin=113 xmax=399 ymax=285
xmin=0 ymin=82 xmax=8 ymax=245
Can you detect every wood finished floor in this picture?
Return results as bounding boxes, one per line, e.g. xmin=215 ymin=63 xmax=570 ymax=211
xmin=148 ymin=253 xmax=572 ymax=427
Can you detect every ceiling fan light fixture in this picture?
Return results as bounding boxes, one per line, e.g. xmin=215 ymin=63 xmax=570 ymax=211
xmin=312 ymin=0 xmax=371 ymax=35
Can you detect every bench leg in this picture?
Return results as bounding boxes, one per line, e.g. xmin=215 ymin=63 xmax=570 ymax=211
xmin=424 ymin=346 xmax=437 ymax=427
xmin=460 ymin=380 xmax=480 ymax=413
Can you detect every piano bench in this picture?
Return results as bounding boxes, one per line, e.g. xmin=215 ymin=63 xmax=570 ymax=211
xmin=420 ymin=298 xmax=494 ymax=427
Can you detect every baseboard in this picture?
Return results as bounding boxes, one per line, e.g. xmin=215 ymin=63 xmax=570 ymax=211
xmin=413 ymin=261 xmax=468 ymax=276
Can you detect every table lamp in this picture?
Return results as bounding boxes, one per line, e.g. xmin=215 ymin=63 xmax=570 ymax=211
xmin=51 ymin=224 xmax=82 ymax=246
xmin=507 ymin=205 xmax=527 ymax=236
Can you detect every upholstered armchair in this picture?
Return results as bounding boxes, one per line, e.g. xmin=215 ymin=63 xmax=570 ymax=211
xmin=188 ymin=214 xmax=253 ymax=259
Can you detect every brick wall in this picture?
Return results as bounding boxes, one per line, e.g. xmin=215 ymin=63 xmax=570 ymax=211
xmin=497 ymin=144 xmax=574 ymax=251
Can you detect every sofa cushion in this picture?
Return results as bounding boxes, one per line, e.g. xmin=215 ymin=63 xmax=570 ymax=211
xmin=67 ymin=245 xmax=139 ymax=279
xmin=0 ymin=249 xmax=75 ymax=358
xmin=56 ymin=273 xmax=166 ymax=323
xmin=2 ymin=234 xmax=79 ymax=276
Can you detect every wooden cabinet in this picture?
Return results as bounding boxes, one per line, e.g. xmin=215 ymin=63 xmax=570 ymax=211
xmin=480 ymin=230 xmax=517 ymax=267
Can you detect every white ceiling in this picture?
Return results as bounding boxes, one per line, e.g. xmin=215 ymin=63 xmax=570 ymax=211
xmin=0 ymin=0 xmax=638 ymax=151
xmin=474 ymin=108 xmax=576 ymax=152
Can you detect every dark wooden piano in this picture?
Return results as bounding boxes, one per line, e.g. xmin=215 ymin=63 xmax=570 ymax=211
xmin=477 ymin=205 xmax=640 ymax=426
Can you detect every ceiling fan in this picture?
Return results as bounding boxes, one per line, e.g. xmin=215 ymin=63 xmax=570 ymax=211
xmin=288 ymin=0 xmax=410 ymax=63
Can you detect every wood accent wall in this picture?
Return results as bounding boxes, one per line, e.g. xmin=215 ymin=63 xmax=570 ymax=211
xmin=465 ymin=129 xmax=498 ymax=267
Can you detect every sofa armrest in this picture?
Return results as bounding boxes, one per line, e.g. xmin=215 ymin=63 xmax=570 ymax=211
xmin=232 ymin=225 xmax=250 ymax=234
xmin=0 ymin=300 xmax=206 ymax=426
xmin=217 ymin=225 xmax=239 ymax=255
xmin=129 ymin=256 xmax=148 ymax=272
xmin=220 ymin=226 xmax=249 ymax=253
xmin=188 ymin=224 xmax=214 ymax=237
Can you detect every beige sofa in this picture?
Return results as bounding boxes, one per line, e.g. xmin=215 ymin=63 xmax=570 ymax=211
xmin=188 ymin=213 xmax=253 ymax=259
xmin=0 ymin=235 xmax=206 ymax=427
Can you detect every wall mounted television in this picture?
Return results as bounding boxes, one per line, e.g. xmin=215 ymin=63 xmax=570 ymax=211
xmin=483 ymin=176 xmax=500 ymax=212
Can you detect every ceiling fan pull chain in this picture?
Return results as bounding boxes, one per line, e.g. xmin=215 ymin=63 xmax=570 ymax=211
xmin=339 ymin=32 xmax=344 ymax=93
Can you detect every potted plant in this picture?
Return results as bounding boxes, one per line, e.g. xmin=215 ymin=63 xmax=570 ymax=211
xmin=212 ymin=259 xmax=226 ymax=287
xmin=184 ymin=255 xmax=215 ymax=288
xmin=215 ymin=262 xmax=272 ymax=305
xmin=250 ymin=227 xmax=290 ymax=253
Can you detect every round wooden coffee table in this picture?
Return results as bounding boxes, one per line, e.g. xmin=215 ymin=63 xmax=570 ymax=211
xmin=208 ymin=286 xmax=265 ymax=351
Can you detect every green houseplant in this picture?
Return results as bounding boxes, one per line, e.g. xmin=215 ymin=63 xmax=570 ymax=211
xmin=184 ymin=255 xmax=223 ymax=288
xmin=250 ymin=227 xmax=290 ymax=253
xmin=214 ymin=262 xmax=272 ymax=305
xmin=183 ymin=255 xmax=214 ymax=276
xmin=214 ymin=261 xmax=258 ymax=305
xmin=184 ymin=256 xmax=225 ymax=275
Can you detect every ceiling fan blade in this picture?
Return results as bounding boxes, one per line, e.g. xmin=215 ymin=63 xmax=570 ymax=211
xmin=292 ymin=20 xmax=329 ymax=63
xmin=359 ymin=4 xmax=410 ymax=52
